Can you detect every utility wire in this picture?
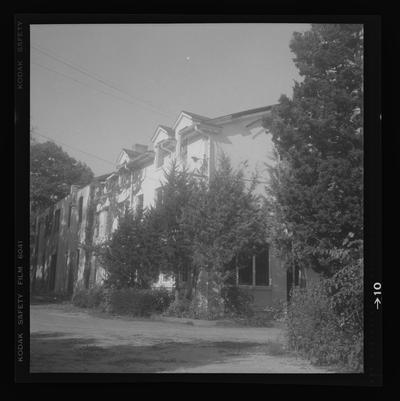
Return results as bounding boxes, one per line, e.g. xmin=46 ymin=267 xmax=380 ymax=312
xmin=32 ymin=61 xmax=171 ymax=119
xmin=31 ymin=128 xmax=116 ymax=166
xmin=31 ymin=43 xmax=174 ymax=119
xmin=32 ymin=60 xmax=150 ymax=110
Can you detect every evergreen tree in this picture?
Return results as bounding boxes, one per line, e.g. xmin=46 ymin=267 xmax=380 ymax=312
xmin=263 ymin=24 xmax=363 ymax=275
xmin=156 ymin=160 xmax=198 ymax=299
xmin=181 ymin=155 xmax=268 ymax=316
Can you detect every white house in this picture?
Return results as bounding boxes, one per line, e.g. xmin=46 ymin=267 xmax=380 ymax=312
xmin=32 ymin=106 xmax=296 ymax=309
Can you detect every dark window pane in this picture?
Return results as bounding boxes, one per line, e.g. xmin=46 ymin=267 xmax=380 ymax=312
xmin=238 ymin=253 xmax=252 ymax=285
xmin=54 ymin=209 xmax=61 ymax=233
xmin=78 ymin=196 xmax=84 ymax=223
xmin=67 ymin=205 xmax=72 ymax=227
xmin=255 ymin=246 xmax=269 ymax=286
xmin=294 ymin=263 xmax=300 ymax=286
xmin=45 ymin=213 xmax=53 ymax=237
xmin=181 ymin=268 xmax=188 ymax=282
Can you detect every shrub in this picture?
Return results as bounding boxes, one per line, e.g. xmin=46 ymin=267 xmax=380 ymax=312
xmin=286 ymin=262 xmax=363 ymax=371
xmin=72 ymin=286 xmax=106 ymax=309
xmin=150 ymin=287 xmax=175 ymax=313
xmin=221 ymin=286 xmax=254 ymax=317
xmin=165 ymin=296 xmax=226 ymax=320
xmin=104 ymin=287 xmax=174 ymax=317
xmin=262 ymin=300 xmax=287 ymax=322
xmin=164 ymin=298 xmax=192 ymax=318
xmin=166 ymin=287 xmax=256 ymax=320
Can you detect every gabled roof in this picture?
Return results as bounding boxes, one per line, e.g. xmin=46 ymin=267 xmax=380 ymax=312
xmin=93 ymin=173 xmax=113 ymax=182
xmin=173 ymin=110 xmax=211 ymax=131
xmin=180 ymin=111 xmax=210 ymax=122
xmin=128 ymin=150 xmax=155 ymax=166
xmin=158 ymin=125 xmax=175 ymax=137
xmin=121 ymin=148 xmax=141 ymax=159
xmin=151 ymin=125 xmax=175 ymax=143
xmin=178 ymin=121 xmax=222 ymax=136
xmin=116 ymin=147 xmax=155 ymax=171
xmin=210 ymin=105 xmax=275 ymax=124
xmin=116 ymin=148 xmax=141 ymax=168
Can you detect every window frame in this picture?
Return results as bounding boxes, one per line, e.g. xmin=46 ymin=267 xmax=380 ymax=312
xmin=236 ymin=245 xmax=271 ymax=288
xmin=53 ymin=209 xmax=61 ymax=233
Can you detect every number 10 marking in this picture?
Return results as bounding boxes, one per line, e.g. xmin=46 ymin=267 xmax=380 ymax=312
xmin=373 ymin=282 xmax=382 ymax=310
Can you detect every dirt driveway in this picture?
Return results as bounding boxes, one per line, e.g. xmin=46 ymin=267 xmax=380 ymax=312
xmin=30 ymin=303 xmax=333 ymax=373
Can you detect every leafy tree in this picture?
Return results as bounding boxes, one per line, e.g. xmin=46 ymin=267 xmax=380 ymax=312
xmin=263 ymin=24 xmax=363 ymax=276
xmin=97 ymin=209 xmax=163 ymax=289
xmin=30 ymin=140 xmax=94 ymax=215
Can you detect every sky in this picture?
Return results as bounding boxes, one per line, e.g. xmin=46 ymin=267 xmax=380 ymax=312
xmin=30 ymin=23 xmax=310 ymax=176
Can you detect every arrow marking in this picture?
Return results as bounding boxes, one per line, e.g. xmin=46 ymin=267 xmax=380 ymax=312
xmin=374 ymin=298 xmax=381 ymax=309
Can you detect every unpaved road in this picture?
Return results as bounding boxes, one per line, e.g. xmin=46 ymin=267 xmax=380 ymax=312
xmin=30 ymin=303 xmax=334 ymax=373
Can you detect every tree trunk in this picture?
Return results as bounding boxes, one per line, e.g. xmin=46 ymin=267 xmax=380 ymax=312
xmin=184 ymin=273 xmax=193 ymax=300
xmin=192 ymin=268 xmax=209 ymax=318
xmin=174 ymin=275 xmax=181 ymax=302
xmin=192 ymin=268 xmax=225 ymax=319
xmin=207 ymin=270 xmax=225 ymax=319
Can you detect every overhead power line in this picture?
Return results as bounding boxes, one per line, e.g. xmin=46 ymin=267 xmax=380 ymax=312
xmin=31 ymin=44 xmax=174 ymax=119
xmin=31 ymin=61 xmax=171 ymax=119
xmin=31 ymin=128 xmax=116 ymax=166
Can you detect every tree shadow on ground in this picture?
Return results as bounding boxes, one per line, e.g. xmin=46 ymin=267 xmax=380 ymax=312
xmin=30 ymin=331 xmax=286 ymax=373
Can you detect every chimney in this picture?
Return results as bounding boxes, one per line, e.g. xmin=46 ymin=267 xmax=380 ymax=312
xmin=132 ymin=144 xmax=148 ymax=154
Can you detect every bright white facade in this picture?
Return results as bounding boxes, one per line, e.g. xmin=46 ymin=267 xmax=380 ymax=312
xmin=33 ymin=106 xmax=290 ymax=308
xmin=112 ymin=106 xmax=278 ymax=290
xmin=120 ymin=106 xmax=276 ymax=211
